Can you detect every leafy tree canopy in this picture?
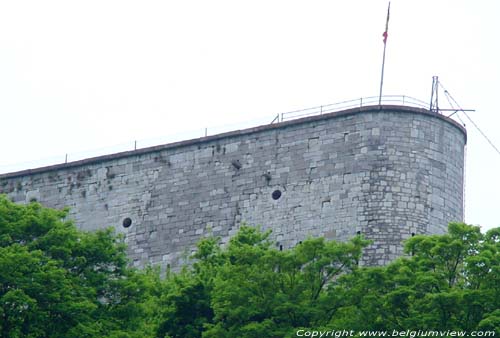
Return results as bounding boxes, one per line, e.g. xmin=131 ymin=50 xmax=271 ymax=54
xmin=158 ymin=223 xmax=499 ymax=337
xmin=157 ymin=226 xmax=370 ymax=338
xmin=331 ymin=223 xmax=500 ymax=333
xmin=0 ymin=195 xmax=158 ymax=338
xmin=1 ymin=195 xmax=498 ymax=337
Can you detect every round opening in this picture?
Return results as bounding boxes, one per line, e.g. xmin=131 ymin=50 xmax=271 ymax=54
xmin=272 ymin=190 xmax=282 ymax=200
xmin=122 ymin=217 xmax=132 ymax=228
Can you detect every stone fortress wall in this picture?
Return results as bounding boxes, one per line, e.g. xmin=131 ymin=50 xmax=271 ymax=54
xmin=0 ymin=105 xmax=467 ymax=271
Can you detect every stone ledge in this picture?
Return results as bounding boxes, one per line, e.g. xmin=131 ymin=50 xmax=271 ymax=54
xmin=0 ymin=105 xmax=466 ymax=179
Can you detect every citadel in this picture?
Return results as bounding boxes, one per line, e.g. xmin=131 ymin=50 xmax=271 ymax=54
xmin=0 ymin=102 xmax=466 ymax=271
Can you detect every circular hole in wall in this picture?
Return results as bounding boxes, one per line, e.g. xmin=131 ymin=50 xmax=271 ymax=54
xmin=122 ymin=217 xmax=132 ymax=228
xmin=272 ymin=190 xmax=282 ymax=200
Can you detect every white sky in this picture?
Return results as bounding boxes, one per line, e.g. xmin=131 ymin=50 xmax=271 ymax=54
xmin=1 ymin=0 xmax=499 ymax=231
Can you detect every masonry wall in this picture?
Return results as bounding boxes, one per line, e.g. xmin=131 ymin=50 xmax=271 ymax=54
xmin=0 ymin=105 xmax=467 ymax=269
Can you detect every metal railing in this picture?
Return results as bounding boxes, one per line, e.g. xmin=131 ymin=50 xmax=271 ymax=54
xmin=272 ymin=95 xmax=429 ymax=123
xmin=1 ymin=95 xmax=431 ymax=175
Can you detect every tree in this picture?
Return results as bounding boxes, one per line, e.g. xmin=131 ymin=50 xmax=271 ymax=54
xmin=0 ymin=195 xmax=157 ymax=337
xmin=155 ymin=237 xmax=224 ymax=338
xmin=333 ymin=223 xmax=500 ymax=333
xmin=3 ymin=193 xmax=498 ymax=337
xmin=158 ymin=223 xmax=499 ymax=336
xmin=155 ymin=225 xmax=369 ymax=338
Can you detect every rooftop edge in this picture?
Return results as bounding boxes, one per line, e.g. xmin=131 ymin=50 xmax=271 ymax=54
xmin=0 ymin=105 xmax=467 ymax=180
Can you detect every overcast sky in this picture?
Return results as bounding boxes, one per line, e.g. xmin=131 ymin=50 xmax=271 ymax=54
xmin=1 ymin=0 xmax=499 ymax=231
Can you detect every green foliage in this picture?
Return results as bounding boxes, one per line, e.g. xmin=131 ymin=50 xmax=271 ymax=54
xmin=155 ymin=226 xmax=369 ymax=338
xmin=2 ymin=194 xmax=499 ymax=337
xmin=333 ymin=222 xmax=500 ymax=332
xmin=0 ymin=195 xmax=158 ymax=337
xmin=158 ymin=223 xmax=499 ymax=336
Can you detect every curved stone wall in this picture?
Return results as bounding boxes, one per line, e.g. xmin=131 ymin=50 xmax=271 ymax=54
xmin=0 ymin=105 xmax=466 ymax=268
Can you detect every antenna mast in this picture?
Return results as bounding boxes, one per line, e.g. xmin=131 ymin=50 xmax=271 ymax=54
xmin=429 ymin=76 xmax=475 ymax=117
xmin=429 ymin=75 xmax=439 ymax=113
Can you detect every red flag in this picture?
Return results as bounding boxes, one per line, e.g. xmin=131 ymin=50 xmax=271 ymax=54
xmin=383 ymin=2 xmax=391 ymax=44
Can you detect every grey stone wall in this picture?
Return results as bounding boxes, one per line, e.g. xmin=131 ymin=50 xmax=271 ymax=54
xmin=0 ymin=105 xmax=466 ymax=269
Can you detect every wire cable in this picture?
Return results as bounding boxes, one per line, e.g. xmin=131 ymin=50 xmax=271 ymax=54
xmin=439 ymin=82 xmax=500 ymax=157
xmin=442 ymin=89 xmax=466 ymax=125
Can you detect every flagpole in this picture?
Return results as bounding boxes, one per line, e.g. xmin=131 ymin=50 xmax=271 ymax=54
xmin=379 ymin=2 xmax=391 ymax=106
xmin=378 ymin=41 xmax=388 ymax=106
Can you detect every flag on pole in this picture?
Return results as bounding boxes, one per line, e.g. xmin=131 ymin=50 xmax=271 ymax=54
xmin=379 ymin=2 xmax=391 ymax=105
xmin=383 ymin=2 xmax=391 ymax=44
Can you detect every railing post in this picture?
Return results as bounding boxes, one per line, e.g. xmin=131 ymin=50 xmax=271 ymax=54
xmin=360 ymin=98 xmax=363 ymax=107
xmin=320 ymin=105 xmax=323 ymax=114
xmin=402 ymin=95 xmax=405 ymax=105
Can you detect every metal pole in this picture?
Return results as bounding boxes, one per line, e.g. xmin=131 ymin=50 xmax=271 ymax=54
xmin=378 ymin=40 xmax=388 ymax=106
xmin=429 ymin=75 xmax=438 ymax=112
xmin=429 ymin=77 xmax=435 ymax=111
xmin=379 ymin=2 xmax=390 ymax=106
xmin=435 ymin=77 xmax=439 ymax=113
